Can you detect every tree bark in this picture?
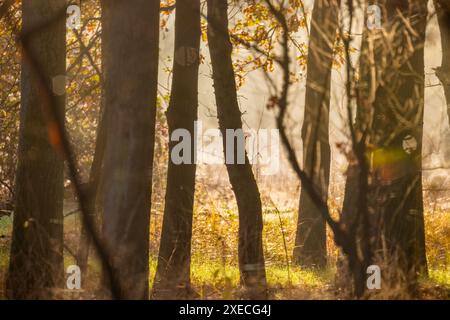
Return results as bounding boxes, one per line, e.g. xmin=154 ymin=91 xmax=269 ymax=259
xmin=76 ymin=108 xmax=107 ymax=283
xmin=434 ymin=0 xmax=450 ymax=124
xmin=340 ymin=0 xmax=428 ymax=296
xmin=293 ymin=0 xmax=340 ymax=268
xmin=100 ymin=0 xmax=160 ymax=300
xmin=152 ymin=0 xmax=201 ymax=299
xmin=350 ymin=0 xmax=428 ymax=293
xmin=7 ymin=0 xmax=66 ymax=299
xmin=207 ymin=0 xmax=267 ymax=298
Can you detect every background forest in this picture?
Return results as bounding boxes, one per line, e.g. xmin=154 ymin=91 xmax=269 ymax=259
xmin=0 ymin=0 xmax=449 ymax=300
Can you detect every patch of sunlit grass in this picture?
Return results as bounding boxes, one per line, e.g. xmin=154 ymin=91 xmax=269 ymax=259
xmin=429 ymin=268 xmax=450 ymax=287
xmin=0 ymin=216 xmax=11 ymax=270
xmin=425 ymin=209 xmax=450 ymax=270
xmin=148 ymin=255 xmax=334 ymax=299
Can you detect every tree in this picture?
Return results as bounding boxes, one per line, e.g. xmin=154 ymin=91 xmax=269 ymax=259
xmin=100 ymin=0 xmax=160 ymax=299
xmin=153 ymin=0 xmax=201 ymax=298
xmin=207 ymin=0 xmax=267 ymax=298
xmin=347 ymin=0 xmax=428 ymax=291
xmin=7 ymin=0 xmax=66 ymax=299
xmin=76 ymin=108 xmax=107 ymax=281
xmin=434 ymin=0 xmax=450 ymax=123
xmin=293 ymin=0 xmax=340 ymax=268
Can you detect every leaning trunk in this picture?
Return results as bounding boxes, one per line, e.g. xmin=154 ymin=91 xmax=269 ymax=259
xmin=207 ymin=0 xmax=267 ymax=298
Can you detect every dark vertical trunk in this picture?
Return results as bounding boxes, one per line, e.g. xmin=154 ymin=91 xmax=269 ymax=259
xmin=100 ymin=0 xmax=160 ymax=300
xmin=7 ymin=0 xmax=66 ymax=299
xmin=434 ymin=0 xmax=450 ymax=123
xmin=77 ymin=3 xmax=108 ymax=279
xmin=340 ymin=5 xmax=376 ymax=298
xmin=341 ymin=0 xmax=428 ymax=296
xmin=293 ymin=0 xmax=340 ymax=268
xmin=153 ymin=0 xmax=201 ymax=299
xmin=76 ymin=108 xmax=107 ymax=281
xmin=207 ymin=0 xmax=267 ymax=298
xmin=352 ymin=0 xmax=428 ymax=293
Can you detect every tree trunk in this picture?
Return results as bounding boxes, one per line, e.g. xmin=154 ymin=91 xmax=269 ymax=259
xmin=340 ymin=5 xmax=376 ymax=298
xmin=152 ymin=0 xmax=201 ymax=299
xmin=293 ymin=0 xmax=340 ymax=268
xmin=357 ymin=0 xmax=428 ymax=292
xmin=340 ymin=0 xmax=428 ymax=296
xmin=76 ymin=108 xmax=107 ymax=283
xmin=207 ymin=0 xmax=267 ymax=298
xmin=434 ymin=0 xmax=450 ymax=124
xmin=7 ymin=0 xmax=66 ymax=299
xmin=77 ymin=4 xmax=109 ymax=280
xmin=100 ymin=0 xmax=160 ymax=300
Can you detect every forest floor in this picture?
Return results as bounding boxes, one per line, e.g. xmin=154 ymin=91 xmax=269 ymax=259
xmin=0 ymin=190 xmax=449 ymax=299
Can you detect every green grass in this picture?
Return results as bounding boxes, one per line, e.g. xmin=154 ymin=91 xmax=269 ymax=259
xmin=429 ymin=269 xmax=450 ymax=287
xmin=148 ymin=255 xmax=334 ymax=299
xmin=0 ymin=216 xmax=12 ymax=270
xmin=0 ymin=206 xmax=448 ymax=299
xmin=0 ymin=216 xmax=11 ymax=234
